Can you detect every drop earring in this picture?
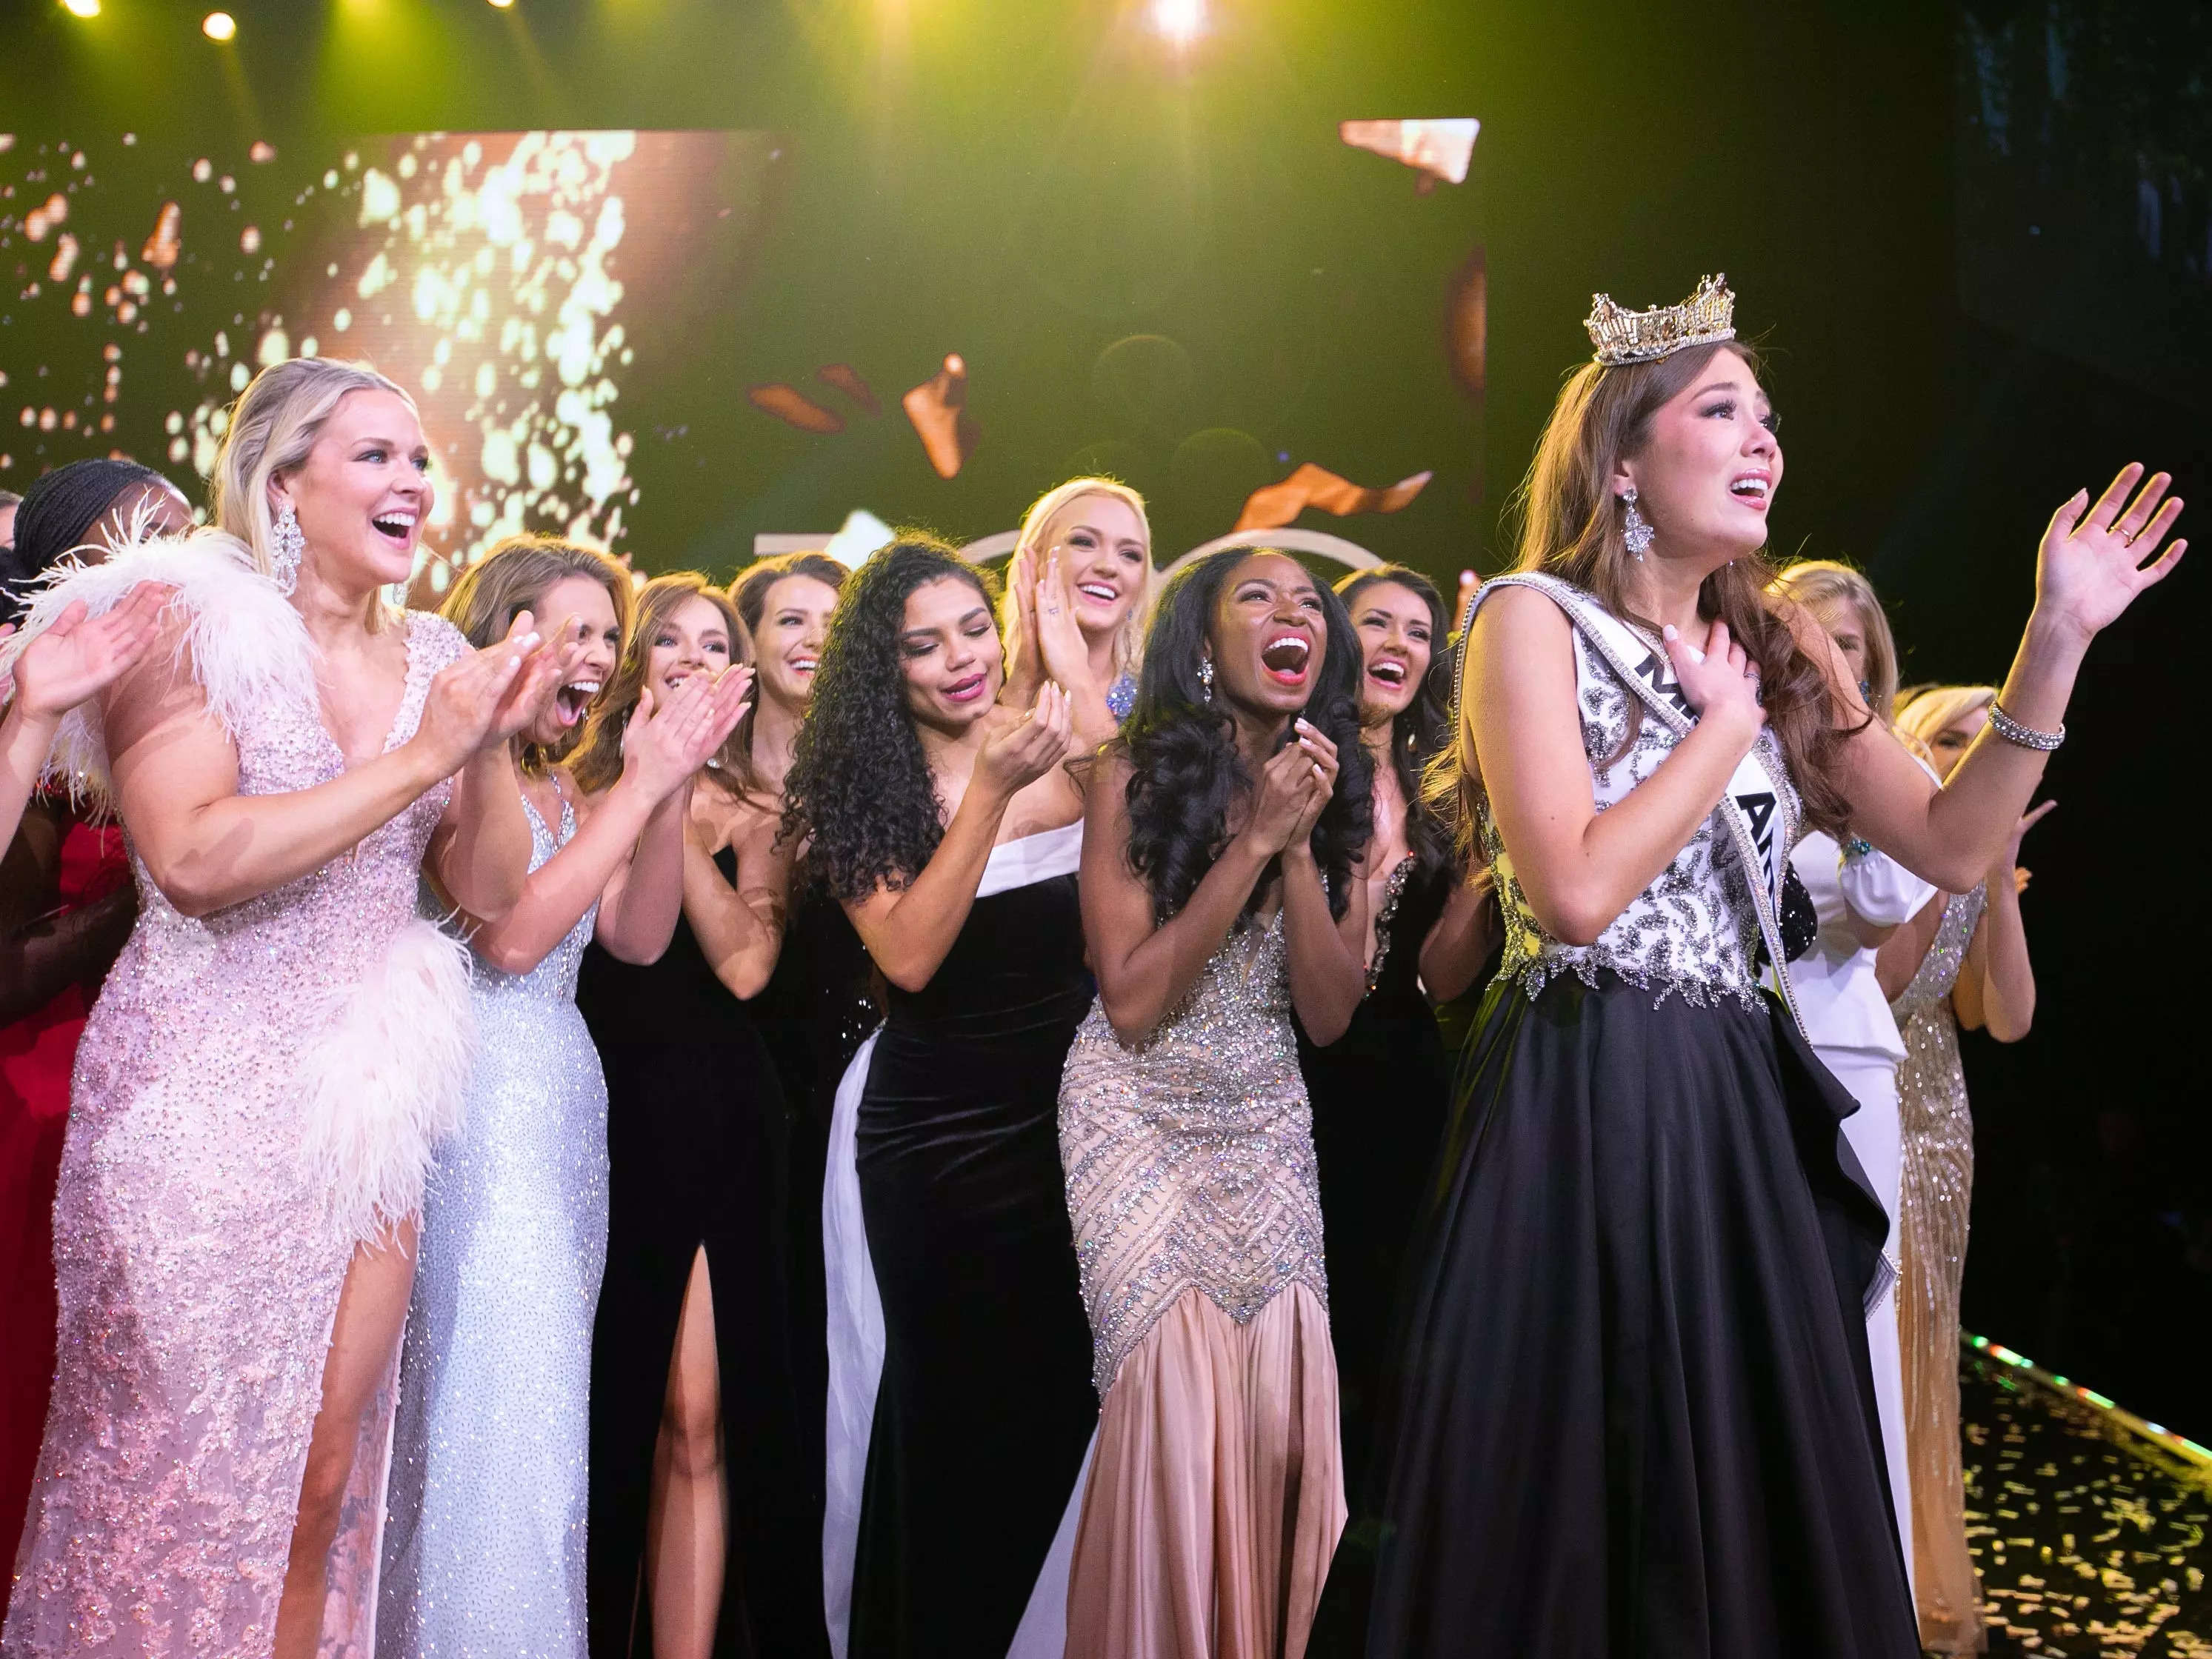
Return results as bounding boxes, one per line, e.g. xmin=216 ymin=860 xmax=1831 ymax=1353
xmin=1198 ymin=654 xmax=1215 ymax=702
xmin=1619 ymin=487 xmax=1654 ymax=561
xmin=270 ymin=504 xmax=304 ymax=595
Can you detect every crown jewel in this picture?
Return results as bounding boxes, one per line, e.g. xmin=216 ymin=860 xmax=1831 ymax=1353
xmin=1584 ymin=273 xmax=1736 ymax=366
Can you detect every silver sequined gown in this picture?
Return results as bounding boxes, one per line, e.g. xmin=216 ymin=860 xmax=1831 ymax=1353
xmin=4 ymin=610 xmax=471 ymax=1658
xmin=1058 ymin=911 xmax=1344 ymax=1659
xmin=379 ymin=792 xmax=607 ymax=1657
xmin=1890 ymin=884 xmax=1990 ymax=1655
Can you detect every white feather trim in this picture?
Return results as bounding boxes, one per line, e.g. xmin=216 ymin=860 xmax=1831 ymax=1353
xmin=0 ymin=529 xmax=317 ymax=808
xmin=298 ymin=918 xmax=476 ymax=1249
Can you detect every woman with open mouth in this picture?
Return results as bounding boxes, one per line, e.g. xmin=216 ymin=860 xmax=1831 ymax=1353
xmin=3 ymin=357 xmax=583 ymax=1658
xmin=1296 ymin=564 xmax=1498 ymax=1512
xmin=377 ymin=537 xmax=747 ymax=1659
xmin=571 ymin=573 xmax=827 ymax=1659
xmin=1000 ymin=475 xmax=1155 ymax=730
xmin=1056 ymin=547 xmax=1373 ymax=1659
xmin=787 ymin=535 xmax=1096 ymax=1659
xmin=1343 ymin=276 xmax=2184 ymax=1657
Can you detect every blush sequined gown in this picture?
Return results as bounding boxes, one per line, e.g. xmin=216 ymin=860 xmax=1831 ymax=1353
xmin=378 ymin=791 xmax=607 ymax=1657
xmin=1058 ymin=908 xmax=1345 ymax=1659
xmin=4 ymin=542 xmax=474 ymax=1658
xmin=1890 ymin=884 xmax=1991 ymax=1655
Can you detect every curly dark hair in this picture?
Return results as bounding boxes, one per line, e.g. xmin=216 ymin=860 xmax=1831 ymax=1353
xmin=1335 ymin=564 xmax=1453 ymax=891
xmin=781 ymin=535 xmax=1001 ymax=902
xmin=1119 ymin=549 xmax=1373 ymax=923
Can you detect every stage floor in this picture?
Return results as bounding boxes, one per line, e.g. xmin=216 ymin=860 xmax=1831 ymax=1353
xmin=1961 ymin=1351 xmax=2212 ymax=1656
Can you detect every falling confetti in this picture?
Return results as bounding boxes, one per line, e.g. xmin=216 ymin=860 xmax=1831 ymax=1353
xmin=747 ymin=383 xmax=845 ymax=433
xmin=1233 ymin=461 xmax=1432 ymax=532
xmin=816 ymin=362 xmax=879 ymax=415
xmin=140 ymin=201 xmax=181 ymax=270
xmin=903 ymin=353 xmax=977 ymax=479
xmin=1339 ymin=118 xmax=1480 ymax=192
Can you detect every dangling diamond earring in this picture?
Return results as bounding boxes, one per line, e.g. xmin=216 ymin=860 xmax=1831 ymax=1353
xmin=1198 ymin=654 xmax=1216 ymax=703
xmin=1619 ymin=487 xmax=1654 ymax=561
xmin=270 ymin=504 xmax=305 ymax=595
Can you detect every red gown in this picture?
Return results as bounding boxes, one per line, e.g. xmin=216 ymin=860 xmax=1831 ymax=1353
xmin=0 ymin=812 xmax=128 ymax=1565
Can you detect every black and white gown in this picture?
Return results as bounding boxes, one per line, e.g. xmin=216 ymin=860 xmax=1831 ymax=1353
xmin=821 ymin=823 xmax=1099 ymax=1659
xmin=1342 ymin=575 xmax=1918 ymax=1658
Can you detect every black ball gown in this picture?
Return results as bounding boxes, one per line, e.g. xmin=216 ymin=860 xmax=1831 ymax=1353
xmin=1333 ymin=575 xmax=1918 ymax=1658
xmin=1295 ymin=854 xmax=1453 ymax=1500
xmin=833 ymin=824 xmax=1098 ymax=1658
xmin=578 ymin=845 xmax=830 ymax=1659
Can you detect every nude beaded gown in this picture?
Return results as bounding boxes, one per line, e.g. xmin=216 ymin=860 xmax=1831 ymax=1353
xmin=1058 ymin=908 xmax=1345 ymax=1659
xmin=5 ymin=538 xmax=474 ymax=1658
xmin=1891 ymin=884 xmax=1991 ymax=1655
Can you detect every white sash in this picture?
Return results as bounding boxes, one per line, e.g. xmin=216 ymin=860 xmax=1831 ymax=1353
xmin=1475 ymin=572 xmax=1809 ymax=1040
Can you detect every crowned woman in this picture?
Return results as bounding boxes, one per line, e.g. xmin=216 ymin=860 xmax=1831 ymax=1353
xmin=1342 ymin=276 xmax=2184 ymax=1655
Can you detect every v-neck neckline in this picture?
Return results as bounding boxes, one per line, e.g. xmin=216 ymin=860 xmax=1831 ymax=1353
xmin=315 ymin=612 xmax=422 ymax=773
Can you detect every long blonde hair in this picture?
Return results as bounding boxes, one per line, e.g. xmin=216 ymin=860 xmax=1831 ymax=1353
xmin=442 ymin=533 xmax=634 ymax=773
xmin=1895 ymin=683 xmax=1996 ymax=775
xmin=1007 ymin=477 xmax=1154 ymax=684
xmin=1481 ymin=339 xmax=1850 ymax=838
xmin=1770 ymin=560 xmax=1901 ymax=724
xmin=206 ymin=357 xmax=418 ymax=628
xmin=569 ymin=572 xmax=746 ymax=796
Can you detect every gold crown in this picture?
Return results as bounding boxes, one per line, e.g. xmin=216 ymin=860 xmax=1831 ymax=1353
xmin=1584 ymin=273 xmax=1736 ymax=366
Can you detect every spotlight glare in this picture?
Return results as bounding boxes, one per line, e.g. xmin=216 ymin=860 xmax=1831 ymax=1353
xmin=61 ymin=0 xmax=101 ymax=17
xmin=201 ymin=10 xmax=236 ymax=39
xmin=1149 ymin=0 xmax=1205 ymax=45
xmin=487 ymin=0 xmax=516 ymax=8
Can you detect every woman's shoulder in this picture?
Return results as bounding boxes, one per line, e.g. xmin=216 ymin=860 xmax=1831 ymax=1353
xmin=403 ymin=610 xmax=471 ymax=672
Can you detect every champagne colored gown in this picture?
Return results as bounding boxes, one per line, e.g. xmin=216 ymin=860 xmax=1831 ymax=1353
xmin=1890 ymin=884 xmax=1991 ymax=1655
xmin=1059 ymin=907 xmax=1345 ymax=1659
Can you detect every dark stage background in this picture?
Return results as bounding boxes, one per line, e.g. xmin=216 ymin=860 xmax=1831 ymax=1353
xmin=3 ymin=0 xmax=2205 ymax=1433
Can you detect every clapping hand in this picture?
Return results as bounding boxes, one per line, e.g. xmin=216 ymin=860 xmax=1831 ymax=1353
xmin=623 ymin=665 xmax=754 ymax=800
xmin=1 ymin=585 xmax=170 ymax=724
xmin=487 ymin=610 xmax=591 ymax=744
xmin=976 ymin=680 xmax=1076 ymax=800
xmin=1242 ymin=718 xmax=1334 ymax=858
xmin=2035 ymin=464 xmax=2185 ymax=644
xmin=2002 ymin=797 xmax=2055 ymax=896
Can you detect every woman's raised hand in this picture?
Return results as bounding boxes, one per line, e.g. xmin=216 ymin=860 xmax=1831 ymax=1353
xmin=1285 ymin=718 xmax=1339 ymax=852
xmin=976 ymin=678 xmax=1075 ymax=800
xmin=3 ymin=584 xmax=170 ymax=721
xmin=417 ymin=612 xmax=543 ymax=774
xmin=1033 ymin=548 xmax=1095 ymax=695
xmin=2035 ymin=464 xmax=2185 ymax=643
xmin=1241 ymin=727 xmax=1326 ymax=859
xmin=1662 ymin=618 xmax=1765 ymax=741
xmin=487 ymin=610 xmax=589 ymax=744
xmin=1000 ymin=544 xmax=1045 ymax=704
xmin=622 ymin=665 xmax=754 ymax=801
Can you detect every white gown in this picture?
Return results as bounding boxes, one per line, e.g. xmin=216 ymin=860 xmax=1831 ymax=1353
xmin=1788 ymin=827 xmax=1936 ymax=1586
xmin=379 ymin=792 xmax=608 ymax=1657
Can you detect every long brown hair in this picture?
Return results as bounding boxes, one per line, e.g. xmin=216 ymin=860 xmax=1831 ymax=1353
xmin=1485 ymin=339 xmax=1850 ymax=837
xmin=569 ymin=571 xmax=746 ymax=796
xmin=1771 ymin=559 xmax=1899 ymax=725
xmin=441 ymin=533 xmax=633 ymax=774
xmin=725 ymin=551 xmax=848 ymax=802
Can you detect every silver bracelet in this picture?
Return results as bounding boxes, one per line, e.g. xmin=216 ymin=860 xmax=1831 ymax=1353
xmin=1986 ymin=700 xmax=2065 ymax=752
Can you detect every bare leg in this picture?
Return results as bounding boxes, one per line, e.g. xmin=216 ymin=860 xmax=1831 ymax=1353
xmin=647 ymin=1244 xmax=726 ymax=1659
xmin=273 ymin=1221 xmax=419 ymax=1659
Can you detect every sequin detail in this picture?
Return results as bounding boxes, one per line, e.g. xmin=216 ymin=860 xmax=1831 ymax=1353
xmin=4 ymin=612 xmax=470 ymax=1658
xmin=378 ymin=790 xmax=607 ymax=1657
xmin=1059 ymin=913 xmax=1329 ymax=1396
xmin=1365 ymin=855 xmax=1416 ymax=995
xmin=1891 ymin=883 xmax=1989 ymax=1653
xmin=1105 ymin=672 xmax=1138 ymax=723
xmin=1486 ymin=627 xmax=1799 ymax=1013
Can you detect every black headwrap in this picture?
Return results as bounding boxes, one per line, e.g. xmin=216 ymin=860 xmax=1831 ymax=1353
xmin=1 ymin=458 xmax=171 ymax=626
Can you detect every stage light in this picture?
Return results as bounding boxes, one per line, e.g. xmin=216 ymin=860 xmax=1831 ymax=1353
xmin=487 ymin=0 xmax=516 ymax=8
xmin=61 ymin=0 xmax=101 ymax=18
xmin=1149 ymin=0 xmax=1204 ymax=46
xmin=202 ymin=11 xmax=236 ymax=39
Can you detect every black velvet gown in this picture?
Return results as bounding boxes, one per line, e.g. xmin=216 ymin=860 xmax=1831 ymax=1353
xmin=845 ymin=857 xmax=1099 ymax=1658
xmin=1296 ymin=855 xmax=1453 ymax=1501
xmin=579 ymin=847 xmax=829 ymax=1659
xmin=749 ymin=878 xmax=879 ymax=1576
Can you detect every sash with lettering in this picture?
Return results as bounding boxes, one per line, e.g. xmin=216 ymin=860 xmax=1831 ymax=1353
xmin=1470 ymin=571 xmax=1809 ymax=1041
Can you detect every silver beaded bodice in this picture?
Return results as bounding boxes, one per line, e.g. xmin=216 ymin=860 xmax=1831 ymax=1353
xmin=471 ymin=790 xmax=596 ymax=1004
xmin=1485 ymin=627 xmax=1799 ymax=1011
xmin=1059 ymin=912 xmax=1329 ymax=1396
